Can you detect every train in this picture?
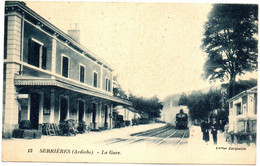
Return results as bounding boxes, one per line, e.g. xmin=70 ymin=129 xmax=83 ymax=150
xmin=175 ymin=109 xmax=188 ymax=129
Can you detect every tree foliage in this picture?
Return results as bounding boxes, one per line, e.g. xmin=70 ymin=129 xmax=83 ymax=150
xmin=202 ymin=4 xmax=258 ymax=97
xmin=129 ymin=94 xmax=163 ymax=119
xmin=179 ymin=78 xmax=257 ymax=121
xmin=221 ymin=78 xmax=257 ymax=97
xmin=178 ymin=93 xmax=188 ymax=106
xmin=113 ymin=76 xmax=128 ymax=99
xmin=113 ymin=76 xmax=163 ymax=119
xmin=178 ymin=89 xmax=224 ymax=120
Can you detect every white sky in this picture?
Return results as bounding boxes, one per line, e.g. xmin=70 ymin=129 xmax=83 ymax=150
xmin=9 ymin=1 xmax=258 ymax=99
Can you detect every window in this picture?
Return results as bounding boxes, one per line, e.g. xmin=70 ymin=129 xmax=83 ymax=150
xmin=28 ymin=38 xmax=47 ymax=69
xmin=93 ymin=72 xmax=98 ymax=88
xmin=254 ymin=93 xmax=257 ymax=115
xmin=79 ymin=65 xmax=85 ymax=83
xmin=62 ymin=55 xmax=69 ymax=78
xmin=236 ymin=103 xmax=242 ymax=115
xmin=105 ymin=78 xmax=111 ymax=92
xmin=230 ymin=102 xmax=233 ymax=109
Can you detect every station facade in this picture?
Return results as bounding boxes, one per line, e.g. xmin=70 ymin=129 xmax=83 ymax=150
xmin=227 ymin=86 xmax=257 ymax=133
xmin=3 ymin=1 xmax=132 ymax=138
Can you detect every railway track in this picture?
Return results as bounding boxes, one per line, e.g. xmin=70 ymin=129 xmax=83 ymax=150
xmin=104 ymin=124 xmax=189 ymax=147
xmin=177 ymin=130 xmax=188 ymax=147
xmin=154 ymin=130 xmax=178 ymax=147
xmin=109 ymin=126 xmax=172 ymax=145
xmin=127 ymin=126 xmax=174 ymax=144
xmin=153 ymin=130 xmax=188 ymax=148
xmin=104 ymin=125 xmax=171 ymax=145
xmin=130 ymin=125 xmax=171 ymax=137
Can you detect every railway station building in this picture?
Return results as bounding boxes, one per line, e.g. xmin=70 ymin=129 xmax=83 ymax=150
xmin=2 ymin=1 xmax=132 ymax=138
xmin=227 ymin=86 xmax=257 ymax=134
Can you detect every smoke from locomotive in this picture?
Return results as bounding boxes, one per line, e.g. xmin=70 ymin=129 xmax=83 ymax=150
xmin=161 ymin=103 xmax=191 ymax=129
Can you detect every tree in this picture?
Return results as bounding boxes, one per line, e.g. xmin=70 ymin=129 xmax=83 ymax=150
xmin=129 ymin=94 xmax=163 ymax=119
xmin=178 ymin=89 xmax=224 ymax=121
xmin=113 ymin=75 xmax=128 ymax=99
xmin=202 ymin=4 xmax=258 ymax=98
xmin=221 ymin=78 xmax=257 ymax=96
xmin=206 ymin=88 xmax=224 ymax=110
xmin=178 ymin=93 xmax=188 ymax=106
xmin=191 ymin=91 xmax=211 ymax=120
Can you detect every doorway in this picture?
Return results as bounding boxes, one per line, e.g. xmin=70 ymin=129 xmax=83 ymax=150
xmin=78 ymin=100 xmax=84 ymax=122
xmin=60 ymin=97 xmax=68 ymax=122
xmin=30 ymin=93 xmax=40 ymax=129
xmin=92 ymin=103 xmax=97 ymax=129
xmin=104 ymin=106 xmax=108 ymax=128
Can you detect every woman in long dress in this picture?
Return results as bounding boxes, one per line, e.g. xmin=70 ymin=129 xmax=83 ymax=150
xmin=201 ymin=119 xmax=210 ymax=142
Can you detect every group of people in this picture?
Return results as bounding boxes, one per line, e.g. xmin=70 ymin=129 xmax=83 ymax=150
xmin=200 ymin=119 xmax=219 ymax=145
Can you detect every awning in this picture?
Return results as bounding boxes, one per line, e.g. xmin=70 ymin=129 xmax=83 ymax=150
xmin=14 ymin=76 xmax=132 ymax=106
xmin=112 ymin=105 xmax=139 ymax=114
xmin=15 ymin=78 xmax=58 ymax=86
xmin=126 ymin=106 xmax=139 ymax=113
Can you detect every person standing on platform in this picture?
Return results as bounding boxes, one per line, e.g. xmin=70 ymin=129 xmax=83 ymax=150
xmin=200 ymin=119 xmax=210 ymax=143
xmin=211 ymin=119 xmax=218 ymax=145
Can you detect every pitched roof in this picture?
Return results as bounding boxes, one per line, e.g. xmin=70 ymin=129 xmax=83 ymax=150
xmin=227 ymin=86 xmax=257 ymax=102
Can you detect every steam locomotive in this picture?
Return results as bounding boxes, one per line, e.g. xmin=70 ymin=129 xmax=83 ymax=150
xmin=175 ymin=109 xmax=188 ymax=129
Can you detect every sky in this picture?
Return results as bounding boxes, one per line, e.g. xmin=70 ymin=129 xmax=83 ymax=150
xmin=11 ymin=1 xmax=257 ymax=99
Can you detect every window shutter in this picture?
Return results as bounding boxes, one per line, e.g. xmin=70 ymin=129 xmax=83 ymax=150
xmin=80 ymin=66 xmax=85 ymax=83
xmin=27 ymin=39 xmax=34 ymax=65
xmin=62 ymin=56 xmax=69 ymax=78
xmin=106 ymin=79 xmax=108 ymax=91
xmin=42 ymin=46 xmax=47 ymax=70
xmin=94 ymin=73 xmax=97 ymax=87
xmin=108 ymin=79 xmax=111 ymax=92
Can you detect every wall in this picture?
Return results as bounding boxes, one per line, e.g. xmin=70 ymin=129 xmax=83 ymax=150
xmin=3 ymin=4 xmax=117 ymax=138
xmin=102 ymin=68 xmax=112 ymax=92
xmin=3 ymin=13 xmax=22 ymax=138
xmin=56 ymin=41 xmax=102 ymax=88
xmin=23 ymin=20 xmax=113 ymax=93
xmin=23 ymin=21 xmax=53 ymax=72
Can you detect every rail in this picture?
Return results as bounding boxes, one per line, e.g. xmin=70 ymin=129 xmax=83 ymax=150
xmin=177 ymin=130 xmax=188 ymax=148
xmin=153 ymin=130 xmax=178 ymax=147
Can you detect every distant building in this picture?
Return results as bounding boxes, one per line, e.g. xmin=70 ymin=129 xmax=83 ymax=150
xmin=117 ymin=107 xmax=140 ymax=125
xmin=227 ymin=86 xmax=257 ymax=133
xmin=3 ymin=1 xmax=132 ymax=138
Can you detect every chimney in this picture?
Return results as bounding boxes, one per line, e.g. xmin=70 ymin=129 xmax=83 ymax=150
xmin=67 ymin=23 xmax=80 ymax=43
